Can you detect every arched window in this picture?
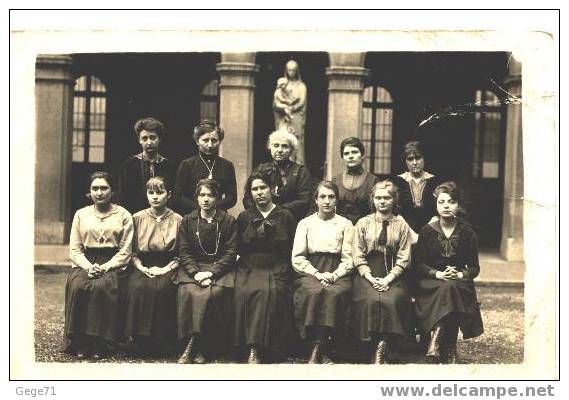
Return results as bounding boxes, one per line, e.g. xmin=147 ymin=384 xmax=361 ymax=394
xmin=473 ymin=90 xmax=502 ymax=178
xmin=72 ymin=75 xmax=107 ymax=163
xmin=200 ymin=79 xmax=219 ymax=123
xmin=362 ymin=86 xmax=394 ymax=175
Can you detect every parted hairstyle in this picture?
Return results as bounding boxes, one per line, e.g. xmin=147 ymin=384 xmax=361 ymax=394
xmin=193 ymin=120 xmax=225 ymax=143
xmin=246 ymin=171 xmax=273 ymax=196
xmin=339 ymin=136 xmax=365 ymax=158
xmin=193 ymin=178 xmax=222 ymax=201
xmin=266 ymin=130 xmax=298 ymax=156
xmin=369 ymin=179 xmax=401 ymax=215
xmin=313 ymin=180 xmax=340 ymax=201
xmin=401 ymin=140 xmax=425 ymax=162
xmin=134 ymin=117 xmax=165 ymax=139
xmin=433 ymin=181 xmax=467 ymax=218
xmin=86 ymin=171 xmax=113 ymax=201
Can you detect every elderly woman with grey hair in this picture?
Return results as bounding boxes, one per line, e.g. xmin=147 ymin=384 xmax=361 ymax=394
xmin=243 ymin=130 xmax=312 ymax=222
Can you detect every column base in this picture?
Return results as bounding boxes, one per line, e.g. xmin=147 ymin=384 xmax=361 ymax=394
xmin=500 ymin=237 xmax=524 ymax=262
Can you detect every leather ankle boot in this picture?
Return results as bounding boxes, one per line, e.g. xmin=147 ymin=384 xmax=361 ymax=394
xmin=308 ymin=343 xmax=322 ymax=364
xmin=177 ymin=337 xmax=195 ymax=364
xmin=425 ymin=324 xmax=445 ymax=363
xmin=372 ymin=340 xmax=388 ymax=364
xmin=247 ymin=346 xmax=261 ymax=364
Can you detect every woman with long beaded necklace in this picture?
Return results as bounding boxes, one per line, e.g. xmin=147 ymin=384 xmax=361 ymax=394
xmin=173 ymin=179 xmax=237 ymax=364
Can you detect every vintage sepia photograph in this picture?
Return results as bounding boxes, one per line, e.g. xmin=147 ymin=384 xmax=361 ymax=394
xmin=10 ymin=10 xmax=558 ymax=381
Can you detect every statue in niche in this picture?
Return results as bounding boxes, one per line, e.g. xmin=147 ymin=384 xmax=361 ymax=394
xmin=273 ymin=60 xmax=307 ymax=164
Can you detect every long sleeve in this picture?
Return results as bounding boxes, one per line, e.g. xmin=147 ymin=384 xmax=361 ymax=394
xmin=69 ymin=212 xmax=92 ymax=270
xmin=462 ymin=230 xmax=480 ymax=279
xmin=415 ymin=228 xmax=439 ymax=279
xmin=281 ymin=165 xmax=312 ymax=219
xmin=291 ymin=219 xmax=319 ymax=276
xmin=177 ymin=217 xmax=200 ymax=278
xmin=209 ymin=216 xmax=238 ymax=279
xmin=385 ymin=221 xmax=412 ymax=283
xmin=173 ymin=160 xmax=199 ymax=214
xmin=217 ymin=161 xmax=237 ymax=211
xmin=101 ymin=212 xmax=134 ymax=271
xmin=333 ymin=221 xmax=354 ymax=278
xmin=353 ymin=220 xmax=371 ymax=276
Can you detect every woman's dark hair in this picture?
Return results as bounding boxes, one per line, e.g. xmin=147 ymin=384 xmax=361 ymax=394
xmin=401 ymin=140 xmax=425 ymax=162
xmin=193 ymin=120 xmax=225 ymax=143
xmin=369 ymin=179 xmax=401 ymax=215
xmin=193 ymin=178 xmax=222 ymax=201
xmin=146 ymin=176 xmax=170 ymax=193
xmin=88 ymin=171 xmax=112 ymax=190
xmin=134 ymin=117 xmax=165 ymax=139
xmin=433 ymin=181 xmax=467 ymax=217
xmin=313 ymin=180 xmax=339 ymax=201
xmin=339 ymin=136 xmax=365 ymax=158
xmin=246 ymin=172 xmax=272 ymax=195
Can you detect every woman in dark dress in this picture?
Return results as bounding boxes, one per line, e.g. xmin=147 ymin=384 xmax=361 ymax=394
xmin=123 ymin=176 xmax=182 ymax=354
xmin=173 ymin=120 xmax=237 ymax=215
xmin=242 ymin=130 xmax=312 ymax=222
xmin=173 ymin=179 xmax=237 ymax=364
xmin=64 ymin=171 xmax=133 ymax=360
xmin=393 ymin=140 xmax=439 ymax=237
xmin=234 ymin=172 xmax=297 ymax=363
xmin=332 ymin=137 xmax=379 ymax=225
xmin=351 ymin=180 xmax=414 ymax=364
xmin=117 ymin=117 xmax=175 ymax=214
xmin=414 ymin=181 xmax=484 ymax=364
xmin=292 ymin=181 xmax=354 ymax=364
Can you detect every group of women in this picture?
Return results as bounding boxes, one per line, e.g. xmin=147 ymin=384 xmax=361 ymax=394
xmin=63 ymin=117 xmax=483 ymax=365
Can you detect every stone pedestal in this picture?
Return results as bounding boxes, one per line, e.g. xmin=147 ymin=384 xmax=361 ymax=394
xmin=325 ymin=53 xmax=368 ymax=179
xmin=35 ymin=55 xmax=74 ymax=244
xmin=216 ymin=53 xmax=259 ymax=217
xmin=500 ymin=57 xmax=524 ymax=261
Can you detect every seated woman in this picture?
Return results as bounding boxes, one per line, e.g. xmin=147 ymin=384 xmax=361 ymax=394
xmin=173 ymin=120 xmax=237 ymax=215
xmin=64 ymin=171 xmax=133 ymax=360
xmin=117 ymin=117 xmax=175 ymax=214
xmin=173 ymin=179 xmax=237 ymax=364
xmin=351 ymin=180 xmax=415 ymax=364
xmin=234 ymin=172 xmax=297 ymax=363
xmin=242 ymin=130 xmax=312 ymax=222
xmin=393 ymin=140 xmax=439 ymax=237
xmin=292 ymin=181 xmax=354 ymax=364
xmin=414 ymin=181 xmax=484 ymax=363
xmin=332 ymin=137 xmax=379 ymax=225
xmin=123 ymin=176 xmax=182 ymax=355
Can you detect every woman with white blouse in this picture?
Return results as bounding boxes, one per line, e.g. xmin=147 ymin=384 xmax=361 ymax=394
xmin=292 ymin=181 xmax=354 ymax=364
xmin=64 ymin=171 xmax=134 ymax=360
xmin=124 ymin=176 xmax=182 ymax=355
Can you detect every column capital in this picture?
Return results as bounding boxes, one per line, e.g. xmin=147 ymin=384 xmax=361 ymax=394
xmin=325 ymin=66 xmax=369 ymax=93
xmin=216 ymin=62 xmax=259 ymax=90
xmin=35 ymin=54 xmax=74 ymax=84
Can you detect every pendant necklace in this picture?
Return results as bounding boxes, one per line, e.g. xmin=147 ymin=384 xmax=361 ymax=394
xmin=199 ymin=154 xmax=217 ymax=180
xmin=196 ymin=217 xmax=221 ymax=256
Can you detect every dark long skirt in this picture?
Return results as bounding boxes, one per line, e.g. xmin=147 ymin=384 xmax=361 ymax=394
xmin=233 ymin=252 xmax=294 ymax=353
xmin=414 ymin=277 xmax=484 ymax=339
xmin=351 ymin=251 xmax=415 ymax=341
xmin=63 ymin=247 xmax=126 ymax=352
xmin=293 ymin=253 xmax=352 ymax=339
xmin=123 ymin=252 xmax=177 ymax=343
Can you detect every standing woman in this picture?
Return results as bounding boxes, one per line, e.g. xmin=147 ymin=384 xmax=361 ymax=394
xmin=173 ymin=179 xmax=237 ymax=364
xmin=123 ymin=176 xmax=182 ymax=354
xmin=332 ymin=137 xmax=379 ymax=225
xmin=64 ymin=171 xmax=134 ymax=360
xmin=292 ymin=181 xmax=354 ymax=364
xmin=393 ymin=140 xmax=439 ymax=236
xmin=414 ymin=182 xmax=483 ymax=363
xmin=242 ymin=130 xmax=312 ymax=222
xmin=234 ymin=172 xmax=297 ymax=363
xmin=351 ymin=180 xmax=414 ymax=364
xmin=173 ymin=120 xmax=237 ymax=215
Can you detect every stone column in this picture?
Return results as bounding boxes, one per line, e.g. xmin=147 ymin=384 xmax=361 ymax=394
xmin=325 ymin=53 xmax=369 ymax=179
xmin=500 ymin=57 xmax=524 ymax=261
xmin=35 ymin=55 xmax=74 ymax=244
xmin=216 ymin=53 xmax=259 ymax=217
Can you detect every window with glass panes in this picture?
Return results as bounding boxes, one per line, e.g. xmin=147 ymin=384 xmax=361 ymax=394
xmin=200 ymin=80 xmax=219 ymax=123
xmin=362 ymin=86 xmax=394 ymax=175
xmin=473 ymin=90 xmax=503 ymax=179
xmin=72 ymin=75 xmax=107 ymax=163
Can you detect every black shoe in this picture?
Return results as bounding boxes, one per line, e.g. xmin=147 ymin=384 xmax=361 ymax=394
xmin=425 ymin=324 xmax=445 ymax=363
xmin=372 ymin=340 xmax=388 ymax=364
xmin=193 ymin=351 xmax=206 ymax=364
xmin=247 ymin=346 xmax=261 ymax=364
xmin=308 ymin=343 xmax=322 ymax=364
xmin=177 ymin=337 xmax=195 ymax=364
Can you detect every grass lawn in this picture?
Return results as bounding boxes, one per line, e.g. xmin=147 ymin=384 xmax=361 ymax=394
xmin=34 ymin=266 xmax=524 ymax=364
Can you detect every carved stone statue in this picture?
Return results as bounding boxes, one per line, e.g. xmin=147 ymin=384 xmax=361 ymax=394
xmin=273 ymin=60 xmax=307 ymax=164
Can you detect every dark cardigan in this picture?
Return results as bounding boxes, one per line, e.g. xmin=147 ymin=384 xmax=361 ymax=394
xmin=393 ymin=174 xmax=440 ymax=233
